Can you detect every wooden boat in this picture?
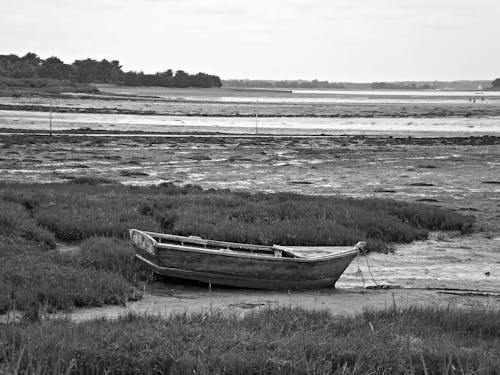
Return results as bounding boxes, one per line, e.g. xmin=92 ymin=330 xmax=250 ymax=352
xmin=130 ymin=229 xmax=365 ymax=290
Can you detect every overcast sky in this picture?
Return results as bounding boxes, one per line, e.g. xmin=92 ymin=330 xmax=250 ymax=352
xmin=2 ymin=0 xmax=499 ymax=81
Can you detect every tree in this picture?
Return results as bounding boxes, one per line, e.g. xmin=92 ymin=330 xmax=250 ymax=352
xmin=492 ymin=78 xmax=500 ymax=88
xmin=0 ymin=52 xmax=222 ymax=88
xmin=173 ymin=70 xmax=190 ymax=88
xmin=0 ymin=53 xmax=41 ymax=78
xmin=38 ymin=56 xmax=73 ymax=80
xmin=72 ymin=59 xmax=100 ymax=83
xmin=109 ymin=60 xmax=122 ymax=82
xmin=21 ymin=52 xmax=40 ymax=64
xmin=71 ymin=59 xmax=122 ymax=83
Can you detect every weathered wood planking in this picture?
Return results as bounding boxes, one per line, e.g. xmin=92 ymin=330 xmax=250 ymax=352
xmin=130 ymin=229 xmax=360 ymax=290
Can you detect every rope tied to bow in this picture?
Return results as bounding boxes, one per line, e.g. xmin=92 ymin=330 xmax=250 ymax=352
xmin=354 ymin=241 xmax=379 ymax=287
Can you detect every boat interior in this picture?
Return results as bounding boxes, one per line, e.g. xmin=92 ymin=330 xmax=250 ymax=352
xmin=145 ymin=231 xmax=301 ymax=258
xmin=141 ymin=230 xmax=358 ymax=259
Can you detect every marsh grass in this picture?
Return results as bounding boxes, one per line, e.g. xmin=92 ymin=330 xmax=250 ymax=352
xmin=33 ymin=195 xmax=162 ymax=242
xmin=0 ymin=182 xmax=474 ymax=252
xmin=0 ymin=76 xmax=98 ymax=94
xmin=0 ymin=200 xmax=55 ymax=249
xmin=0 ymin=190 xmax=147 ymax=315
xmin=69 ymin=176 xmax=115 ymax=185
xmin=1 ymin=305 xmax=498 ymax=374
xmin=73 ymin=236 xmax=154 ymax=283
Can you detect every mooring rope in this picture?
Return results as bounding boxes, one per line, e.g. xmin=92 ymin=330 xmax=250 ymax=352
xmin=354 ymin=242 xmax=379 ymax=287
xmin=355 ymin=244 xmax=366 ymax=287
xmin=364 ymin=253 xmax=379 ymax=286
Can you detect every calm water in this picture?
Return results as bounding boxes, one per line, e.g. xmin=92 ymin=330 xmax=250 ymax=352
xmin=218 ymin=96 xmax=498 ymax=104
xmin=2 ymin=87 xmax=500 ymax=136
xmin=99 ymin=85 xmax=500 ymax=105
xmin=292 ymin=89 xmax=500 ymax=97
xmin=1 ymin=110 xmax=500 ymax=136
xmin=218 ymin=90 xmax=500 ymax=105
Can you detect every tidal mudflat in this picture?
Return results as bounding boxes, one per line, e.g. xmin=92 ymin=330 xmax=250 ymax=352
xmin=1 ymin=134 xmax=498 ymax=220
xmin=1 ymin=87 xmax=499 ymax=320
xmin=1 ymin=132 xmax=498 ymax=320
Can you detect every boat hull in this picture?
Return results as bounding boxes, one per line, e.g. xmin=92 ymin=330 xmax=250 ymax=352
xmin=131 ymin=230 xmax=358 ymax=290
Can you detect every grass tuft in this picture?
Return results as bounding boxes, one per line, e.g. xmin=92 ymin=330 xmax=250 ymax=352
xmin=68 ymin=176 xmax=115 ymax=185
xmin=0 ymin=200 xmax=55 ymax=249
xmin=0 ymin=239 xmax=140 ymax=314
xmin=73 ymin=236 xmax=153 ymax=283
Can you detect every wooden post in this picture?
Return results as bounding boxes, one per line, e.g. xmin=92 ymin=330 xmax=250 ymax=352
xmin=49 ymin=97 xmax=53 ymax=136
xmin=255 ymin=99 xmax=258 ymax=135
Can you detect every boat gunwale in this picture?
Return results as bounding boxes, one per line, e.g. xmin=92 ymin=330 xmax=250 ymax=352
xmin=142 ymin=230 xmax=272 ymax=251
xmin=132 ymin=229 xmax=358 ymax=263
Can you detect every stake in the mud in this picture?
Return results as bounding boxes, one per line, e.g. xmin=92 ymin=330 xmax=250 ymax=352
xmin=255 ymin=99 xmax=259 ymax=135
xmin=49 ymin=97 xmax=53 ymax=136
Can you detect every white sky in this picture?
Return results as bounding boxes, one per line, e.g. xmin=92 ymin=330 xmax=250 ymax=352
xmin=1 ymin=0 xmax=499 ymax=81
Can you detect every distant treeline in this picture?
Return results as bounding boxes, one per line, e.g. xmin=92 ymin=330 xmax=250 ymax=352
xmin=371 ymin=82 xmax=432 ymax=90
xmin=224 ymin=79 xmax=495 ymax=91
xmin=223 ymin=79 xmax=349 ymax=89
xmin=121 ymin=70 xmax=221 ymax=88
xmin=0 ymin=53 xmax=222 ymax=88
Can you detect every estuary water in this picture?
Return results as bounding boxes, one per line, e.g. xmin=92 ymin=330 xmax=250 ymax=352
xmin=1 ymin=110 xmax=500 ymax=136
xmin=99 ymin=85 xmax=500 ymax=104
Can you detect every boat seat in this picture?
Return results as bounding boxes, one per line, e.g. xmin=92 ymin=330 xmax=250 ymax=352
xmin=271 ymin=245 xmax=305 ymax=258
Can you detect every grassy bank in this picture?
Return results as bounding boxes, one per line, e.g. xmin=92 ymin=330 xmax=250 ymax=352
xmin=0 ymin=77 xmax=98 ymax=95
xmin=0 ymin=182 xmax=473 ymax=314
xmin=0 ymin=198 xmax=146 ymax=315
xmin=1 ymin=305 xmax=498 ymax=374
xmin=0 ymin=234 xmax=143 ymax=316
